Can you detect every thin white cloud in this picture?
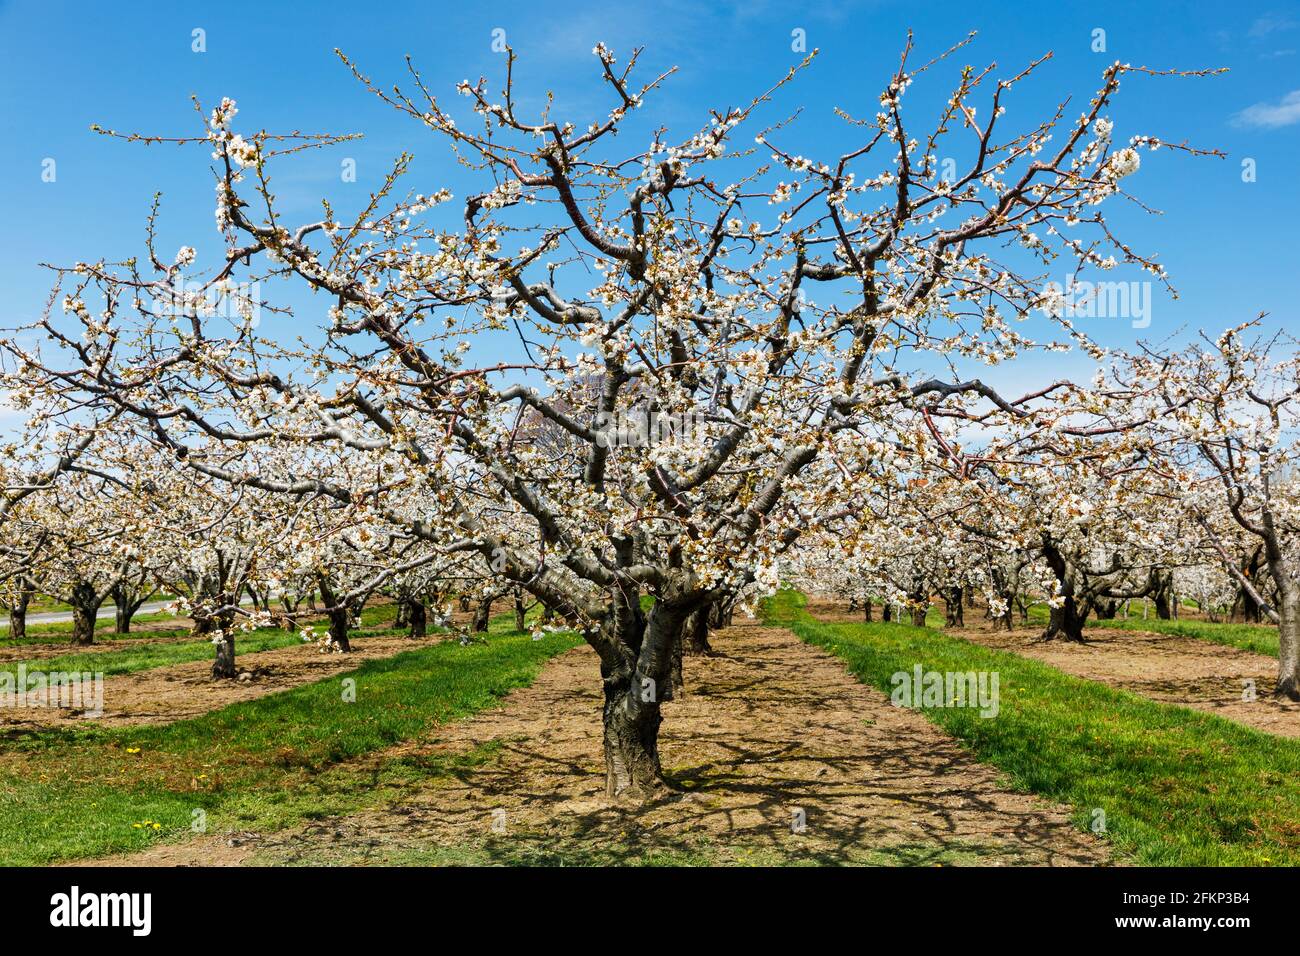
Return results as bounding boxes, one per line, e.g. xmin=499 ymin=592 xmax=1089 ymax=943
xmin=1249 ymin=13 xmax=1297 ymax=38
xmin=1232 ymin=89 xmax=1300 ymax=128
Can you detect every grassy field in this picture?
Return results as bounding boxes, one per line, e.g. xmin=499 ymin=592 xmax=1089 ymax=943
xmin=765 ymin=590 xmax=1300 ymax=866
xmin=0 ymin=612 xmax=580 ymax=865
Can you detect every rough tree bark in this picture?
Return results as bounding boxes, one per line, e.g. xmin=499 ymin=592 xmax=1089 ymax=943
xmin=1270 ymin=567 xmax=1300 ymax=700
xmin=513 ymin=589 xmax=528 ymax=633
xmin=110 ymin=582 xmax=148 ymax=635
xmin=943 ymin=587 xmax=964 ymax=627
xmin=682 ymin=603 xmax=712 ymax=655
xmin=471 ymin=598 xmax=492 ymax=634
xmin=1229 ymin=548 xmax=1267 ymax=623
xmin=327 ymin=607 xmax=352 ymax=652
xmin=1038 ymin=537 xmax=1090 ymax=642
xmin=314 ymin=575 xmax=353 ymax=652
xmin=276 ymin=594 xmax=301 ymax=632
xmin=707 ymin=597 xmax=733 ymax=630
xmin=600 ymin=598 xmax=686 ymax=800
xmin=1152 ymin=572 xmax=1175 ymax=620
xmin=212 ymin=627 xmax=236 ymax=679
xmin=1041 ymin=596 xmax=1090 ymax=643
xmin=407 ymin=599 xmax=427 ymax=638
xmin=193 ymin=605 xmax=239 ymax=679
xmin=6 ymin=583 xmax=32 ymax=642
xmin=67 ymin=582 xmax=103 ymax=646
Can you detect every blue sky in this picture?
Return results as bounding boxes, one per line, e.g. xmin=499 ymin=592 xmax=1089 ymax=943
xmin=1 ymin=0 xmax=1298 ymax=399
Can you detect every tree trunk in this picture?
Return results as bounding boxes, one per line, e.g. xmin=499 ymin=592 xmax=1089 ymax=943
xmin=328 ymin=608 xmax=352 ymax=652
xmin=212 ymin=630 xmax=237 ymax=679
xmin=600 ymin=601 xmax=681 ymax=800
xmin=682 ymin=605 xmax=712 ymax=655
xmin=68 ymin=585 xmax=101 ymax=646
xmin=1154 ymin=593 xmax=1171 ymax=619
xmin=1230 ymin=587 xmax=1264 ymax=623
xmin=513 ymin=591 xmax=528 ymax=632
xmin=1041 ymin=597 xmax=1088 ymax=643
xmin=394 ymin=599 xmax=411 ymax=629
xmin=1230 ymin=549 xmax=1267 ymax=623
xmin=7 ymin=587 xmax=30 ymax=642
xmin=1274 ymin=586 xmax=1300 ymax=700
xmin=668 ymin=622 xmax=685 ymax=698
xmin=1096 ymin=600 xmax=1119 ymax=620
xmin=910 ymin=603 xmax=928 ymax=627
xmin=862 ymin=599 xmax=873 ymax=623
xmin=707 ymin=598 xmax=731 ymax=631
xmin=882 ymin=603 xmax=893 ymax=622
xmin=1152 ymin=573 xmax=1174 ymax=620
xmin=471 ymin=598 xmax=492 ymax=634
xmin=407 ymin=600 xmax=427 ymax=639
xmin=274 ymin=594 xmax=300 ymax=632
xmin=602 ymin=682 xmax=665 ymax=800
xmin=110 ymin=585 xmax=146 ymax=635
xmin=943 ymin=587 xmax=964 ymax=627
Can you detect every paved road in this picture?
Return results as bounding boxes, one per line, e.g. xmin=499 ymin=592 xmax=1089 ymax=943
xmin=0 ymin=600 xmax=178 ymax=631
xmin=0 ymin=597 xmax=254 ymax=631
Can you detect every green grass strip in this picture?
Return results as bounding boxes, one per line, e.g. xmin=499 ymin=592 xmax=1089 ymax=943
xmin=763 ymin=589 xmax=1300 ymax=866
xmin=0 ymin=619 xmax=581 ymax=865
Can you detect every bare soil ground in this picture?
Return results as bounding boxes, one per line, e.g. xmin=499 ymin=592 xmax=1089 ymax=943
xmin=85 ymin=616 xmax=1108 ymax=867
xmin=0 ymin=632 xmax=428 ymax=729
xmin=819 ymin=601 xmax=1300 ymax=738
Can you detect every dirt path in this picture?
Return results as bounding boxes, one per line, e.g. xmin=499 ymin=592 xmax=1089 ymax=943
xmin=0 ymin=632 xmax=427 ymax=730
xmin=88 ymin=617 xmax=1109 ymax=867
